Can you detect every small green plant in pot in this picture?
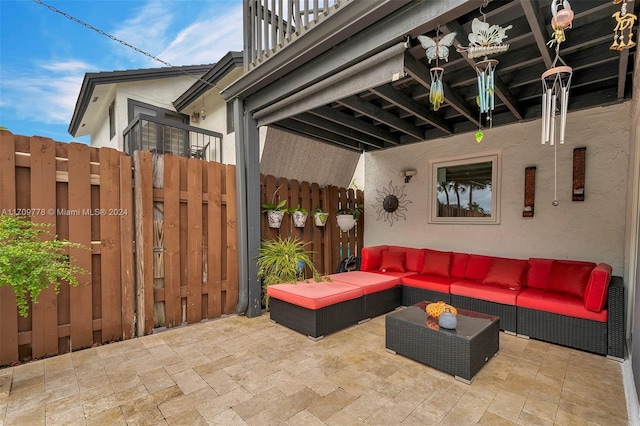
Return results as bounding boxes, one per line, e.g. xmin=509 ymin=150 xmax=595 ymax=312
xmin=0 ymin=215 xmax=89 ymax=317
xmin=287 ymin=205 xmax=308 ymax=228
xmin=312 ymin=206 xmax=329 ymax=227
xmin=336 ymin=203 xmax=364 ymax=232
xmin=257 ymin=236 xmax=329 ymax=309
xmin=261 ymin=185 xmax=287 ymax=228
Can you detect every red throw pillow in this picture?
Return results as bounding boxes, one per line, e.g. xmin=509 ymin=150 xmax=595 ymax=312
xmin=379 ymin=250 xmax=405 ymax=272
xmin=390 ymin=246 xmax=425 ymax=272
xmin=360 ymin=245 xmax=389 ymax=271
xmin=547 ymin=260 xmax=596 ymax=298
xmin=451 ymin=253 xmax=469 ymax=278
xmin=420 ymin=249 xmax=452 ymax=278
xmin=583 ymin=263 xmax=612 ymax=312
xmin=483 ymin=258 xmax=528 ymax=290
xmin=464 ymin=254 xmax=493 ymax=281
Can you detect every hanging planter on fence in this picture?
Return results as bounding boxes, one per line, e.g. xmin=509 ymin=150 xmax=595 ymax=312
xmin=266 ymin=211 xmax=285 ymax=228
xmin=336 ymin=214 xmax=356 ymax=232
xmin=292 ymin=211 xmax=308 ymax=227
xmin=314 ymin=212 xmax=329 ymax=226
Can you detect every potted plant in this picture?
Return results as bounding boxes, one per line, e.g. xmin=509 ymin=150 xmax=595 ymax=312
xmin=0 ymin=215 xmax=89 ymax=318
xmin=257 ymin=236 xmax=328 ymax=309
xmin=261 ymin=186 xmax=287 ymax=228
xmin=312 ymin=206 xmax=329 ymax=227
xmin=287 ymin=205 xmax=308 ymax=228
xmin=336 ymin=203 xmax=364 ymax=232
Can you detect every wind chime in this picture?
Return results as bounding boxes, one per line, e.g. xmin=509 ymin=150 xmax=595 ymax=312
xmin=611 ymin=0 xmax=637 ymax=50
xmin=541 ymin=0 xmax=574 ymax=206
xmin=417 ymin=27 xmax=457 ymax=111
xmin=457 ymin=1 xmax=512 ymax=143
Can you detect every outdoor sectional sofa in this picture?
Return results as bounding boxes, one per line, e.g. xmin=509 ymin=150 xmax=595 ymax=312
xmin=267 ymin=245 xmax=625 ymax=359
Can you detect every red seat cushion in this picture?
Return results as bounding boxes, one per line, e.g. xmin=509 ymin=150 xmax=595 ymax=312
xmin=360 ymin=245 xmax=389 ymax=271
xmin=401 ymin=274 xmax=455 ymax=294
xmin=483 ymin=258 xmax=528 ymax=290
xmin=420 ymin=249 xmax=453 ymax=278
xmin=583 ymin=263 xmax=612 ymax=312
xmin=517 ymin=288 xmax=607 ymax=322
xmin=390 ymin=246 xmax=425 ymax=272
xmin=464 ymin=254 xmax=493 ymax=281
xmin=547 ymin=260 xmax=596 ymax=298
xmin=330 ymin=271 xmax=401 ymax=294
xmin=267 ymin=281 xmax=363 ymax=310
xmin=379 ymin=250 xmax=406 ymax=272
xmin=451 ymin=253 xmax=469 ymax=279
xmin=450 ymin=279 xmax=520 ymax=305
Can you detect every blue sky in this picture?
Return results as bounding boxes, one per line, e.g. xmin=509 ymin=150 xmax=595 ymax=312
xmin=0 ymin=0 xmax=243 ymax=143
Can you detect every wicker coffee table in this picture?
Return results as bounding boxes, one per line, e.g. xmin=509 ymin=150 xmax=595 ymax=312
xmin=385 ymin=301 xmax=499 ymax=383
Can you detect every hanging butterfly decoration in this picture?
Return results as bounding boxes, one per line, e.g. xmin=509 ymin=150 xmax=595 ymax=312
xmin=418 ymin=30 xmax=456 ymax=111
xmin=417 ymin=32 xmax=457 ymax=64
xmin=611 ymin=0 xmax=637 ymax=50
xmin=461 ymin=18 xmax=512 ymax=59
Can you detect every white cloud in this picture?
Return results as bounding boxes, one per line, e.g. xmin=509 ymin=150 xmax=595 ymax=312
xmin=1 ymin=60 xmax=87 ymax=125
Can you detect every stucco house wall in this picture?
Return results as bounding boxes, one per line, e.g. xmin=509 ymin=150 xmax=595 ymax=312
xmin=364 ymin=102 xmax=631 ymax=275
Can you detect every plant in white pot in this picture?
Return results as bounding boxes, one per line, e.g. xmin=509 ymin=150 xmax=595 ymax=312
xmin=312 ymin=206 xmax=329 ymax=227
xmin=287 ymin=205 xmax=308 ymax=228
xmin=261 ymin=186 xmax=287 ymax=228
xmin=336 ymin=204 xmax=363 ymax=232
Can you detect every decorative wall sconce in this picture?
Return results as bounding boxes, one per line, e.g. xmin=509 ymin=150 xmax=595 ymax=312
xmin=611 ymin=0 xmax=637 ymax=50
xmin=402 ymin=169 xmax=417 ymax=183
xmin=200 ymin=96 xmax=207 ymax=120
xmin=191 ymin=111 xmax=200 ymax=123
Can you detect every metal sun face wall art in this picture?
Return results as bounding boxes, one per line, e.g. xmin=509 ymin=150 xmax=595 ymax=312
xmin=372 ymin=181 xmax=412 ymax=227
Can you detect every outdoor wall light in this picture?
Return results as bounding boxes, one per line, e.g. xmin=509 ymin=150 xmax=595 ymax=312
xmin=403 ymin=169 xmax=417 ymax=183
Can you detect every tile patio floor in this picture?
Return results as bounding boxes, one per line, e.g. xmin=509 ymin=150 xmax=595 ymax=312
xmin=0 ymin=311 xmax=629 ymax=425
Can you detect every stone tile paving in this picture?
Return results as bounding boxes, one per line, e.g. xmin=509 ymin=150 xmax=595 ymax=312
xmin=0 ymin=312 xmax=629 ymax=425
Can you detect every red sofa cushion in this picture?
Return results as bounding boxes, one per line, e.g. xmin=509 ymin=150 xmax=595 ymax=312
xmin=517 ymin=288 xmax=607 ymax=322
xmin=379 ymin=250 xmax=405 ymax=272
xmin=464 ymin=254 xmax=493 ymax=281
xmin=450 ymin=279 xmax=521 ymax=305
xmin=451 ymin=253 xmax=469 ymax=279
xmin=527 ymin=258 xmax=554 ymax=290
xmin=420 ymin=249 xmax=453 ymax=278
xmin=360 ymin=245 xmax=389 ymax=271
xmin=401 ymin=274 xmax=455 ymax=294
xmin=267 ymin=281 xmax=363 ymax=310
xmin=390 ymin=246 xmax=425 ymax=272
xmin=583 ymin=263 xmax=613 ymax=312
xmin=483 ymin=258 xmax=528 ymax=290
xmin=330 ymin=271 xmax=401 ymax=295
xmin=547 ymin=260 xmax=596 ymax=298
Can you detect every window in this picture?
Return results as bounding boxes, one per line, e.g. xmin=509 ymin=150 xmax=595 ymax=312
xmin=429 ymin=151 xmax=501 ymax=224
xmin=126 ymin=100 xmax=188 ymax=156
xmin=226 ymin=101 xmax=234 ymax=134
xmin=108 ymin=101 xmax=115 ymax=140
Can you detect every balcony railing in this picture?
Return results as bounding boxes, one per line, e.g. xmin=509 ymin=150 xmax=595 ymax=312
xmin=247 ymin=0 xmax=348 ymax=69
xmin=123 ymin=114 xmax=223 ymax=162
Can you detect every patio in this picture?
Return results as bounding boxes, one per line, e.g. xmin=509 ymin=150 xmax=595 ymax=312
xmin=0 ymin=310 xmax=628 ymax=425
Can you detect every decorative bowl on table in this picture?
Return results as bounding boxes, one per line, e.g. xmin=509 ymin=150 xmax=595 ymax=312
xmin=426 ymin=301 xmax=457 ymax=318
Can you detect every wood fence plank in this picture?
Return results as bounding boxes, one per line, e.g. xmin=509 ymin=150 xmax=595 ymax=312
xmin=225 ymin=165 xmax=238 ymax=314
xmin=329 ymin=186 xmax=341 ymax=272
xmin=134 ymin=151 xmax=154 ymax=336
xmin=0 ymin=131 xmax=19 ymax=365
xmin=163 ymin=155 xmax=181 ymax=327
xmin=119 ymin=154 xmax=135 ymax=340
xmin=186 ymin=159 xmax=203 ymax=323
xmin=300 ymin=180 xmax=311 ymax=240
xmin=99 ymin=148 xmax=122 ymax=342
xmin=29 ymin=136 xmax=58 ymax=358
xmin=207 ymin=162 xmax=222 ymax=318
xmin=67 ymin=142 xmax=93 ymax=350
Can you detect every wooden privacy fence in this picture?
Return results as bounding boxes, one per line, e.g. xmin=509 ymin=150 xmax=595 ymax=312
xmin=260 ymin=174 xmax=364 ymax=275
xmin=0 ymin=132 xmax=238 ymax=365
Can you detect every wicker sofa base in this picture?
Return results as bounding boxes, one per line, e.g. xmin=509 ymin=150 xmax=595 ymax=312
xmin=401 ymin=285 xmax=450 ymax=306
xmin=269 ymin=297 xmax=365 ymax=339
xmin=451 ymin=295 xmax=517 ymax=333
xmin=517 ymin=307 xmax=608 ymax=355
xmin=363 ymin=286 xmax=402 ymax=319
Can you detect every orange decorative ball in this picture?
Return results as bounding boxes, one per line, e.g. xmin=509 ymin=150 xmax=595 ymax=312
xmin=426 ymin=301 xmax=458 ymax=318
